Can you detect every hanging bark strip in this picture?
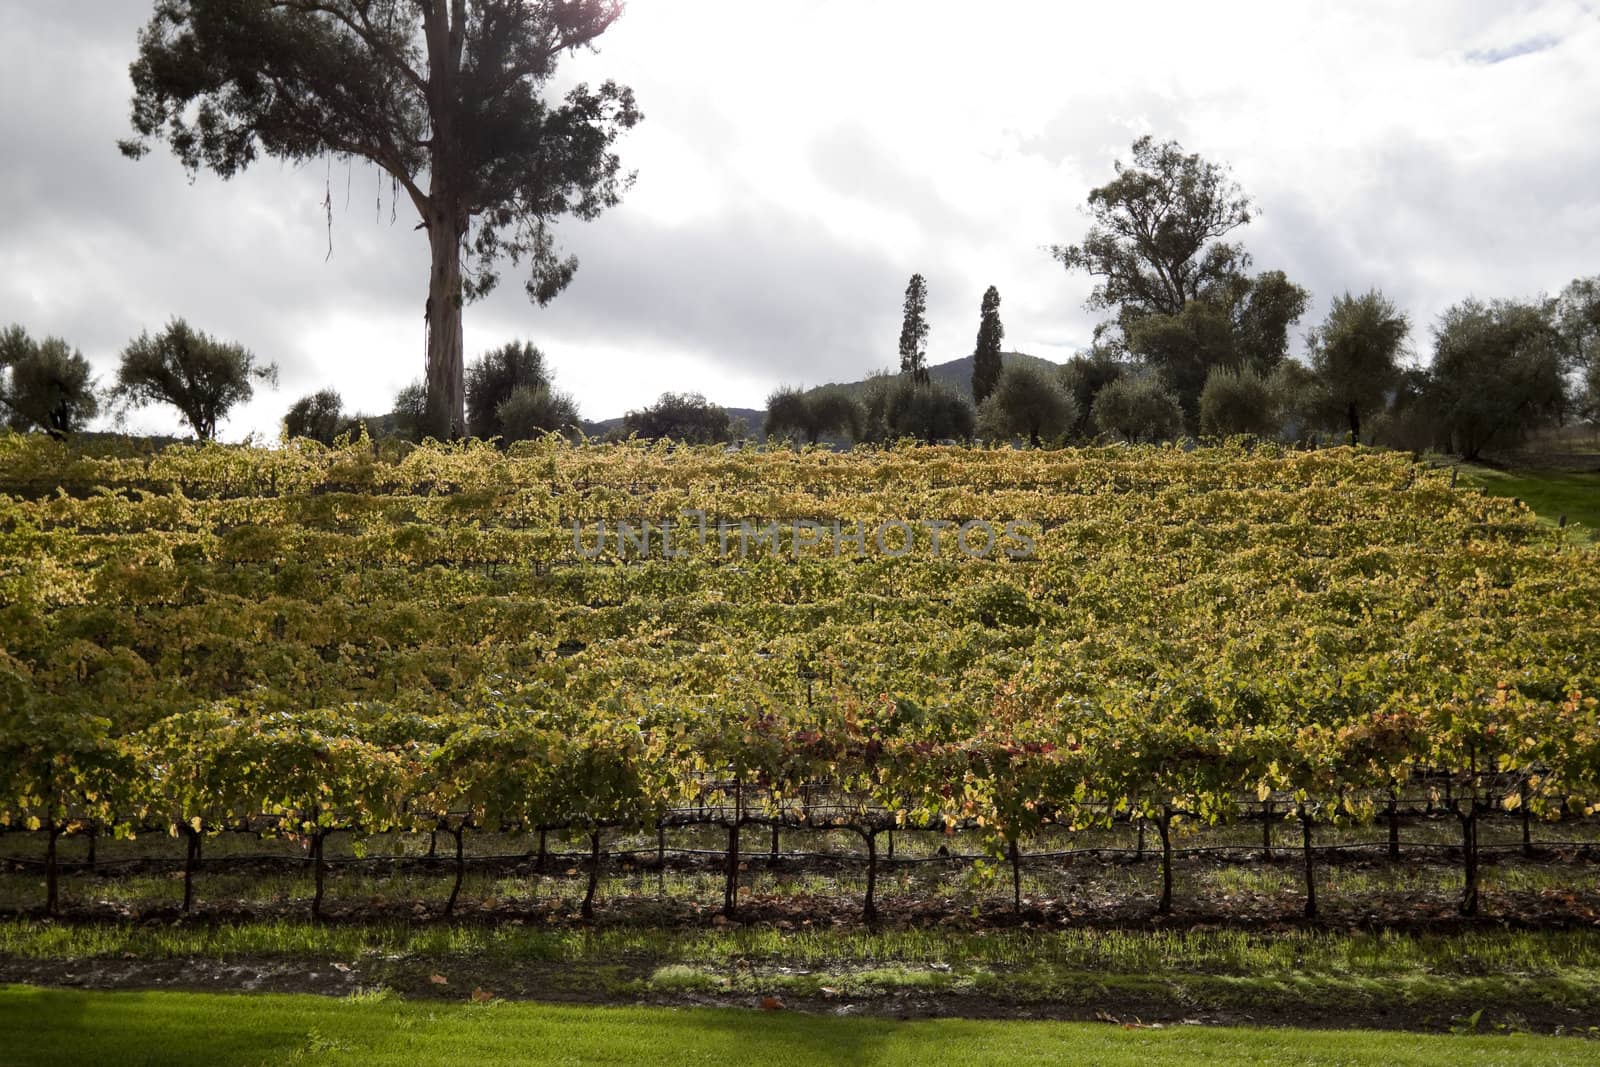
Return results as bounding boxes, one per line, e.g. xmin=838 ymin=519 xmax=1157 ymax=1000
xmin=1299 ymin=805 xmax=1317 ymax=920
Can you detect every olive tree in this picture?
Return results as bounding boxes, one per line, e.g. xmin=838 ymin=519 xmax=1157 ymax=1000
xmin=115 ymin=319 xmax=277 ymax=440
xmin=0 ymin=325 xmax=101 ymax=438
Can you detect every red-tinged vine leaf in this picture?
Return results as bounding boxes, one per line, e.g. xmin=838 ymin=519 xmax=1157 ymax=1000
xmin=760 ymin=996 xmax=785 ymax=1011
xmin=429 ymin=973 xmax=449 ymax=986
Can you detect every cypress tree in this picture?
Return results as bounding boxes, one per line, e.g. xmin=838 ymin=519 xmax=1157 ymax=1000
xmin=898 ymin=274 xmax=930 ymax=385
xmin=972 ymin=286 xmax=1004 ymax=405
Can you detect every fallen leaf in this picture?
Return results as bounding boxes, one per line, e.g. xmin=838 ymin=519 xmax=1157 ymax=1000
xmin=760 ymin=996 xmax=785 ymax=1011
xmin=429 ymin=974 xmax=449 ymax=986
xmin=471 ymin=988 xmax=493 ymax=1003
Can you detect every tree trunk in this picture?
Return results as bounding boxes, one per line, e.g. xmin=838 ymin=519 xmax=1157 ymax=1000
xmin=862 ymin=829 xmax=878 ymax=922
xmin=1459 ymin=810 xmax=1480 ymax=916
xmin=45 ymin=818 xmax=61 ymax=917
xmin=1155 ymin=808 xmax=1173 ymax=916
xmin=536 ymin=828 xmax=547 ymax=873
xmin=657 ymin=822 xmax=667 ymax=897
xmin=183 ymin=827 xmax=200 ymax=914
xmin=424 ymin=220 xmax=466 ymax=439
xmin=1299 ymin=806 xmax=1317 ymax=920
xmin=1347 ymin=401 xmax=1360 ymax=445
xmin=769 ymin=824 xmax=780 ymax=862
xmin=1261 ymin=799 xmax=1274 ymax=858
xmin=1009 ymin=837 xmax=1022 ymax=914
xmin=1387 ymin=789 xmax=1401 ymax=861
xmin=444 ymin=826 xmax=465 ymax=917
xmin=723 ymin=821 xmax=740 ymax=918
xmin=311 ymin=832 xmax=327 ymax=922
xmin=86 ymin=825 xmax=97 ymax=872
xmin=581 ymin=830 xmax=601 ymax=922
xmin=1521 ymin=780 xmax=1533 ymax=859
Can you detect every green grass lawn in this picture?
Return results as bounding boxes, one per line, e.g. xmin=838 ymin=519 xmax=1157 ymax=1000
xmin=2 ymin=986 xmax=1597 ymax=1067
xmin=1457 ymin=463 xmax=1600 ymax=542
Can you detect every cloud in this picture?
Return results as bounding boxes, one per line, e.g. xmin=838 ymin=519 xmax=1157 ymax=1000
xmin=1466 ymin=34 xmax=1564 ymax=63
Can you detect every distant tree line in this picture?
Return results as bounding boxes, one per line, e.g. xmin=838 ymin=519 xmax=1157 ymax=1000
xmin=8 ymin=133 xmax=1597 ymax=456
xmin=757 ymin=135 xmax=1598 ymax=454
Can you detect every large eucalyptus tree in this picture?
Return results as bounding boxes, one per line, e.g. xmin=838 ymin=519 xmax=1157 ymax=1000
xmin=121 ymin=1 xmax=641 ymax=438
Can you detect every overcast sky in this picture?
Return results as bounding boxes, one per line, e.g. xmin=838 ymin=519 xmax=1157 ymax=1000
xmin=2 ymin=1 xmax=1598 ymax=440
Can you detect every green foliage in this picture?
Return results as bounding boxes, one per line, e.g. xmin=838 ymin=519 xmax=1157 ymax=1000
xmin=115 ymin=319 xmax=276 ymax=441
xmin=1090 ymin=373 xmax=1184 ymax=442
xmin=122 ymin=0 xmax=640 ymax=304
xmin=623 ymin=392 xmax=734 ymax=444
xmin=1058 ymin=345 xmax=1129 ymax=438
xmin=1585 ymin=360 xmax=1600 ymax=427
xmin=1308 ymin=291 xmax=1409 ymax=444
xmin=971 ymin=286 xmax=1004 ymax=405
xmin=1556 ymin=276 xmax=1600 ymax=373
xmin=1429 ymin=298 xmax=1570 ymax=460
xmin=764 ymin=385 xmax=865 ymax=445
xmin=1198 ymin=364 xmax=1276 ymax=438
xmin=391 ymin=381 xmax=430 ymax=443
xmin=283 ymin=389 xmax=348 ymax=445
xmin=899 ymin=274 xmax=930 ymax=385
xmin=497 ymin=384 xmax=581 ymax=444
xmin=1232 ymin=270 xmax=1312 ymax=368
xmin=1051 ymin=136 xmax=1253 ymax=321
xmin=976 ymin=363 xmax=1077 ymax=446
xmin=0 ymin=325 xmax=100 ymax=439
xmin=1125 ymin=272 xmax=1310 ymax=423
xmin=465 ymin=342 xmax=573 ymax=442
xmin=1123 ymin=298 xmax=1236 ymax=422
xmin=863 ymin=375 xmax=975 ymax=443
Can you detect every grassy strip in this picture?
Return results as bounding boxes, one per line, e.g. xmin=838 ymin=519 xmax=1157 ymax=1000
xmin=1457 ymin=464 xmax=1600 ymax=542
xmin=8 ymin=920 xmax=1600 ymax=977
xmin=3 ymin=985 xmax=1599 ymax=1067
